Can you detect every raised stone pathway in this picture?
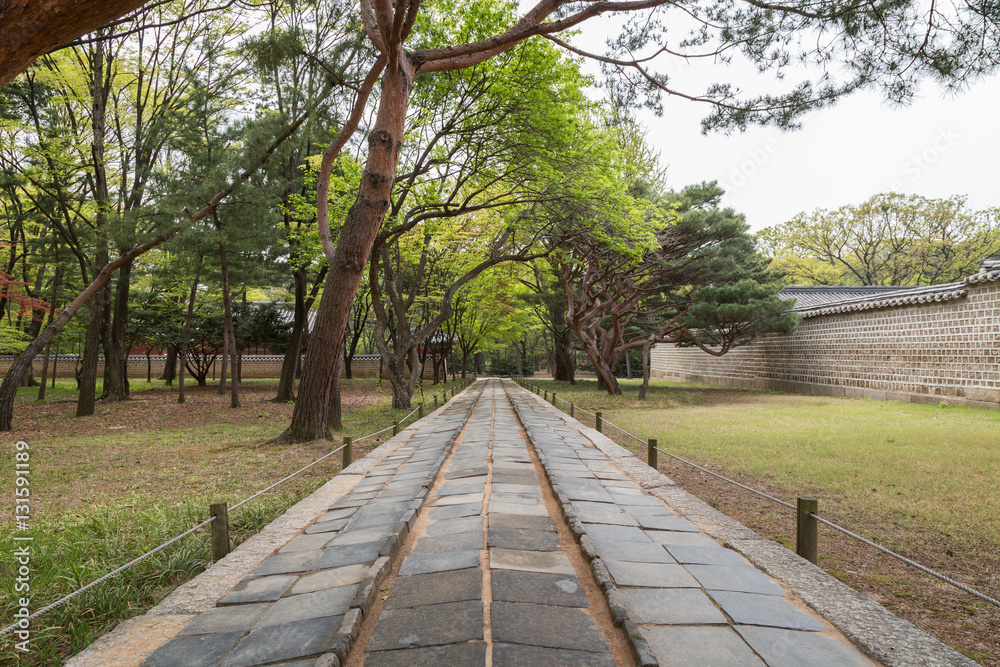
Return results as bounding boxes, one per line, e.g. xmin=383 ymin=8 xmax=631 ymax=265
xmin=132 ymin=378 xmax=915 ymax=666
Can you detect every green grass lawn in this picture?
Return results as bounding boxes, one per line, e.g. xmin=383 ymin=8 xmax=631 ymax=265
xmin=527 ymin=377 xmax=1000 ymax=555
xmin=0 ymin=377 xmax=466 ymax=664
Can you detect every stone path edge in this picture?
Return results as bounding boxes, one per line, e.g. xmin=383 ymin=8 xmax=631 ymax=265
xmin=504 ymin=389 xmax=658 ymax=666
xmin=66 ymin=383 xmax=484 ymax=667
xmin=512 ymin=382 xmax=976 ymax=667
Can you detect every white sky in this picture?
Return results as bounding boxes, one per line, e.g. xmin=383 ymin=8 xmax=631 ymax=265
xmin=560 ymin=8 xmax=1000 ymax=232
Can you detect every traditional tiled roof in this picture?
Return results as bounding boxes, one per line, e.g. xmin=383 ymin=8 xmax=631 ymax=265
xmin=780 ymin=284 xmax=967 ymax=318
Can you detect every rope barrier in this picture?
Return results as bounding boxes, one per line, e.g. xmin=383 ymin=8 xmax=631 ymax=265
xmin=0 ymin=380 xmax=473 ymax=639
xmin=812 ymin=515 xmax=1000 ymax=609
xmin=515 ymin=377 xmax=999 ymax=609
xmin=0 ymin=516 xmax=216 ymax=639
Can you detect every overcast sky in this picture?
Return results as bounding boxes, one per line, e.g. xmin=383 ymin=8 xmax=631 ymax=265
xmin=563 ymin=10 xmax=1000 ymax=233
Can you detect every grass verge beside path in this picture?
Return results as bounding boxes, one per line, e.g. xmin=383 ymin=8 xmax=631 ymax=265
xmin=1 ymin=378 xmax=463 ymax=665
xmin=529 ymin=377 xmax=1000 ymax=665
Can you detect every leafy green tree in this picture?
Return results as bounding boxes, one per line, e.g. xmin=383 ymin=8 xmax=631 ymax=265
xmin=758 ymin=194 xmax=1000 ymax=286
xmin=560 ymin=181 xmax=797 ymax=396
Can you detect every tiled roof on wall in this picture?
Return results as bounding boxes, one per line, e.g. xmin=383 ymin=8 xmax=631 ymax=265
xmin=780 ymin=284 xmax=968 ymax=318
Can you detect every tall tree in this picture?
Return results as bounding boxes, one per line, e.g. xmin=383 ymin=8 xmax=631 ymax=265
xmin=758 ymin=194 xmax=1000 ymax=286
xmin=280 ymin=0 xmax=998 ymax=443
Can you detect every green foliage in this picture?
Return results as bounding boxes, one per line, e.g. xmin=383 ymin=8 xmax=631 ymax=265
xmin=758 ymin=194 xmax=1000 ymax=286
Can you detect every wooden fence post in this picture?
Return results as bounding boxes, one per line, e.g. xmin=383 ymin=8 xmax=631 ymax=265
xmin=343 ymin=436 xmax=352 ymax=469
xmin=209 ymin=502 xmax=230 ymax=562
xmin=797 ymin=497 xmax=819 ymax=564
xmin=595 ymin=411 xmax=603 ymax=433
xmin=648 ymin=438 xmax=657 ymax=468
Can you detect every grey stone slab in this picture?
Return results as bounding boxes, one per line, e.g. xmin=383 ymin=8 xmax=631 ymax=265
xmin=318 ymin=507 xmax=357 ymax=522
xmin=492 ymin=483 xmax=541 ymax=497
xmin=493 ymin=643 xmax=615 ymax=667
xmin=385 ymin=567 xmax=482 ymax=609
xmin=562 ymin=486 xmax=614 ymax=503
xmin=642 ymin=626 xmax=765 ymax=667
xmin=327 ymin=526 xmax=393 ymax=546
xmin=310 ymin=540 xmax=383 ymax=570
xmin=487 ymin=527 xmax=560 ymax=552
xmin=219 ymin=615 xmax=341 ymax=667
xmin=686 ymin=565 xmax=785 ymax=595
xmin=645 ymin=531 xmax=721 ymax=548
xmin=398 ymin=549 xmax=481 ymax=576
xmin=634 ymin=514 xmax=699 ymax=532
xmin=491 ymin=569 xmax=589 ymax=608
xmin=255 ymin=585 xmax=356 ymax=627
xmin=667 ymin=545 xmax=749 ymax=567
xmin=280 ymin=533 xmax=337 ymax=553
xmin=488 ymin=513 xmax=557 ymax=532
xmin=490 ymin=548 xmax=574 ymax=575
xmin=445 ymin=466 xmax=489 ymax=479
xmin=708 ymin=591 xmax=826 ymax=631
xmin=570 ymin=501 xmax=620 ymax=513
xmin=253 ymin=550 xmax=322 ymax=576
xmin=288 ymin=563 xmax=369 ymax=596
xmin=428 ymin=502 xmax=483 ymax=520
xmin=178 ymin=603 xmax=270 ymax=636
xmin=412 ymin=530 xmax=484 ymax=553
xmin=583 ymin=524 xmax=651 ymax=543
xmin=589 ymin=538 xmax=675 ymax=564
xmin=614 ymin=494 xmax=667 ymax=507
xmin=142 ymin=631 xmax=244 ymax=667
xmin=303 ymin=518 xmax=348 ymax=535
xmin=620 ymin=504 xmax=672 ymax=516
xmin=330 ymin=492 xmax=378 ymax=508
xmin=622 ymin=588 xmax=728 ymax=625
xmin=217 ymin=575 xmax=297 ymax=606
xmin=432 ymin=492 xmax=485 ymax=506
xmin=736 ymin=625 xmax=874 ymax=666
xmin=425 ymin=515 xmax=483 ymax=536
xmin=488 ymin=501 xmax=548 ymax=517
xmin=604 ymin=560 xmax=700 ymax=588
xmin=366 ymin=600 xmax=483 ymax=652
xmin=491 ymin=601 xmax=610 ymax=654
xmin=574 ymin=510 xmax=638 ymax=526
xmin=492 ymin=472 xmax=538 ymax=486
xmin=436 ymin=481 xmax=486 ymax=496
xmin=366 ymin=642 xmax=487 ymax=666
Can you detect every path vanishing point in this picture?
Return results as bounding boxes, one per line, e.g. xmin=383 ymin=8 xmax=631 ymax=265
xmin=68 ymin=379 xmax=976 ymax=667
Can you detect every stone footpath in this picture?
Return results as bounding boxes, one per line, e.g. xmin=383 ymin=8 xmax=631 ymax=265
xmin=103 ymin=378 xmax=971 ymax=667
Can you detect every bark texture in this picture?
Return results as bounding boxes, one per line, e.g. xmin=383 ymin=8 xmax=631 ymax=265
xmin=0 ymin=0 xmax=150 ymax=88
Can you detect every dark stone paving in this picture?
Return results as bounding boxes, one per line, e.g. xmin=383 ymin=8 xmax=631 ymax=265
xmin=504 ymin=380 xmax=876 ymax=667
xmin=140 ymin=384 xmax=484 ymax=667
xmin=145 ymin=379 xmax=875 ymax=666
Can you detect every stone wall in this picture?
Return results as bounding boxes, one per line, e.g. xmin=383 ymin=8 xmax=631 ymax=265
xmin=1 ymin=354 xmax=433 ymax=382
xmin=650 ymin=281 xmax=1000 ymax=408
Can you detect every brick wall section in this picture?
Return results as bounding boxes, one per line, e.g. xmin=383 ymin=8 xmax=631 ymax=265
xmin=650 ymin=282 xmax=1000 ymax=407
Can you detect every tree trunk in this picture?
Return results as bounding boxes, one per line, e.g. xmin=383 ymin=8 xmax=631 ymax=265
xmin=625 ymin=350 xmax=632 ymax=379
xmin=219 ymin=243 xmax=239 ymax=408
xmin=177 ymin=259 xmax=201 ymax=404
xmin=638 ymin=340 xmax=652 ymax=400
xmin=101 ymin=259 xmax=131 ymax=402
xmin=276 ymin=48 xmax=415 ymax=443
xmin=514 ymin=341 xmax=522 ymax=376
xmin=146 ymin=350 xmax=151 ymax=382
xmin=76 ymin=297 xmax=104 ymax=417
xmin=276 ymin=269 xmax=307 ymax=401
xmin=162 ymin=346 xmax=177 ymax=385
xmin=474 ymin=351 xmax=486 ymax=375
xmin=36 ymin=265 xmax=61 ymax=400
xmin=218 ymin=321 xmax=229 ymax=394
